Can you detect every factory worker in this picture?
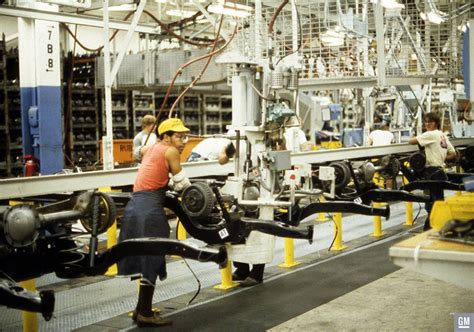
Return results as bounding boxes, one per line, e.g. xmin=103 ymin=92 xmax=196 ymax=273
xmin=133 ymin=114 xmax=157 ymax=163
xmin=368 ymin=119 xmax=394 ymax=146
xmin=187 ymin=137 xmax=236 ymax=165
xmin=118 ymin=118 xmax=191 ymax=327
xmin=408 ymin=112 xmax=456 ymax=230
xmin=284 ymin=116 xmax=310 ymax=152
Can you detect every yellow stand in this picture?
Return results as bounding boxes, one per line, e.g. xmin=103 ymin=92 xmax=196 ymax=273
xmin=316 ymin=197 xmax=330 ymax=222
xmin=21 ymin=279 xmax=38 ymax=332
xmin=278 ymin=238 xmax=301 ymax=268
xmin=105 ymin=220 xmax=118 ymax=275
xmin=402 ymin=176 xmax=414 ymax=226
xmin=371 ymin=173 xmax=386 ymax=237
xmin=214 ymin=260 xmax=239 ymax=290
xmin=177 ymin=221 xmax=187 ymax=240
xmin=99 ymin=186 xmax=118 ymax=276
xmin=405 ymin=201 xmax=414 ymax=226
xmin=330 ymin=213 xmax=347 ymax=251
xmin=371 ymin=202 xmax=385 ymax=237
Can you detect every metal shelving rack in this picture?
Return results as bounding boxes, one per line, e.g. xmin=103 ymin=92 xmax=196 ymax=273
xmin=203 ymin=94 xmax=232 ymax=135
xmin=65 ymin=53 xmax=99 ymax=166
xmin=181 ymin=94 xmax=202 ymax=135
xmin=0 ymin=35 xmax=22 ymax=178
xmin=132 ymin=91 xmax=155 ymax=136
xmin=0 ymin=34 xmax=9 ymax=178
xmin=101 ymin=89 xmax=130 ymax=139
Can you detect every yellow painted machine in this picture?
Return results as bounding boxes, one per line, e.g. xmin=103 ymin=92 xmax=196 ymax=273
xmin=430 ymin=193 xmax=474 ymax=245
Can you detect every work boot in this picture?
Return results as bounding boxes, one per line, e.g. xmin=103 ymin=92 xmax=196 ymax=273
xmin=135 ymin=282 xmax=172 ymax=326
xmin=232 ymin=262 xmax=250 ymax=281
xmin=136 ymin=313 xmax=172 ymax=327
xmin=131 ymin=307 xmax=160 ymax=322
xmin=232 ymin=270 xmax=249 ymax=281
xmin=239 ymin=276 xmax=262 ymax=288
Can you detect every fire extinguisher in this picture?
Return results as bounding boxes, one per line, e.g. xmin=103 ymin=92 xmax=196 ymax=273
xmin=24 ymin=154 xmax=39 ymax=177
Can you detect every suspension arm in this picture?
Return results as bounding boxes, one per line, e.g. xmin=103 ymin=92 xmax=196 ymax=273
xmin=299 ymin=201 xmax=390 ymax=220
xmin=0 ymin=279 xmax=55 ymax=321
xmin=85 ymin=238 xmax=228 ymax=276
xmin=240 ymin=218 xmax=313 ymax=244
xmin=401 ymin=180 xmax=465 ymax=192
xmin=358 ymin=189 xmax=430 ymax=203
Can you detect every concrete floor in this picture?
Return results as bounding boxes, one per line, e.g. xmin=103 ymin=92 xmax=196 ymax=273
xmin=270 ymin=268 xmax=474 ymax=332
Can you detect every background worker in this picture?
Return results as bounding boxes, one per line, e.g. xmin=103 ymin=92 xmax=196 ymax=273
xmin=118 ymin=118 xmax=191 ymax=327
xmin=133 ymin=115 xmax=158 ymax=163
xmin=186 ymin=137 xmax=236 ymax=164
xmin=368 ymin=119 xmax=394 ymax=146
xmin=408 ymin=112 xmax=456 ymax=229
xmin=284 ymin=116 xmax=311 ymax=152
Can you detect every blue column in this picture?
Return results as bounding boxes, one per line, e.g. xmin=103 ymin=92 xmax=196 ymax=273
xmin=18 ymin=14 xmax=63 ymax=175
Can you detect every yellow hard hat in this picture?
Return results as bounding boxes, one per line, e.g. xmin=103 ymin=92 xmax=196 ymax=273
xmin=158 ymin=118 xmax=190 ymax=135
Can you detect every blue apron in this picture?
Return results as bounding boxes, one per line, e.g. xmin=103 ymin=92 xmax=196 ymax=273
xmin=118 ymin=188 xmax=169 ymax=284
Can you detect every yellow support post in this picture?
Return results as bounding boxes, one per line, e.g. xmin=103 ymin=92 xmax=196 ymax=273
xmin=316 ymin=197 xmax=330 ymax=222
xmin=21 ymin=279 xmax=38 ymax=332
xmin=371 ymin=173 xmax=385 ymax=237
xmin=278 ymin=238 xmax=300 ymax=268
xmin=330 ymin=212 xmax=346 ymax=251
xmin=105 ymin=220 xmax=118 ymax=276
xmin=371 ymin=202 xmax=385 ymax=237
xmin=402 ymin=176 xmax=414 ymax=226
xmin=99 ymin=187 xmax=118 ymax=276
xmin=405 ymin=201 xmax=414 ymax=226
xmin=214 ymin=260 xmax=239 ymax=290
xmin=177 ymin=221 xmax=187 ymax=240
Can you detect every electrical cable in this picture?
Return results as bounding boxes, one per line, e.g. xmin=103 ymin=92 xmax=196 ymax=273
xmin=267 ymin=0 xmax=290 ymax=70
xmin=144 ymin=15 xmax=238 ymax=145
xmin=328 ymin=217 xmax=338 ymax=251
xmin=167 ymin=5 xmax=227 ymax=119
xmin=274 ymin=0 xmax=302 ymax=68
xmin=412 ymin=202 xmax=422 ymax=224
xmin=61 ymin=8 xmax=218 ymax=53
xmin=251 ymin=82 xmax=275 ymax=101
xmin=143 ymin=9 xmax=218 ymax=47
xmin=175 ymin=219 xmax=201 ymax=305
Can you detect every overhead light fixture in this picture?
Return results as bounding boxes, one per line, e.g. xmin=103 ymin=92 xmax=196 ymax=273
xmin=370 ymin=0 xmax=404 ymax=9
xmin=208 ymin=0 xmax=253 ymax=18
xmin=166 ymin=9 xmax=199 ymax=18
xmin=101 ymin=3 xmax=137 ymax=11
xmin=320 ymin=28 xmax=345 ymax=47
xmin=420 ymin=11 xmax=445 ymax=24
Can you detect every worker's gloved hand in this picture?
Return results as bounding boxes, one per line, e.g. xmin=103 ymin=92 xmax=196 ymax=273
xmin=225 ymin=143 xmax=236 ymax=159
xmin=168 ymin=170 xmax=191 ymax=192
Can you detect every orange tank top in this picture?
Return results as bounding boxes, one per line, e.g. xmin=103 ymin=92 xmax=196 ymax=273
xmin=133 ymin=142 xmax=170 ymax=192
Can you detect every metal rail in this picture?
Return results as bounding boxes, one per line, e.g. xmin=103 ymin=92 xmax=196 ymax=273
xmin=0 ymin=5 xmax=159 ymax=34
xmin=0 ymin=139 xmax=473 ymax=200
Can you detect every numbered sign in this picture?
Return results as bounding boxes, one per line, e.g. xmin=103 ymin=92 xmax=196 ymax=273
xmin=35 ymin=20 xmax=60 ymax=87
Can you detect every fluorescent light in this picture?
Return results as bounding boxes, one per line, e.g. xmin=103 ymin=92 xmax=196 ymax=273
xmin=426 ymin=11 xmax=445 ymax=24
xmin=370 ymin=0 xmax=404 ymax=9
xmin=166 ymin=9 xmax=199 ymax=18
xmin=420 ymin=11 xmax=445 ymax=24
xmin=208 ymin=0 xmax=253 ymax=18
xmin=101 ymin=3 xmax=136 ymax=11
xmin=320 ymin=28 xmax=345 ymax=47
xmin=217 ymin=0 xmax=252 ymax=11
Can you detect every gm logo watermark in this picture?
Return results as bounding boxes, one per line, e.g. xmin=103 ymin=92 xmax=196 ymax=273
xmin=454 ymin=313 xmax=474 ymax=331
